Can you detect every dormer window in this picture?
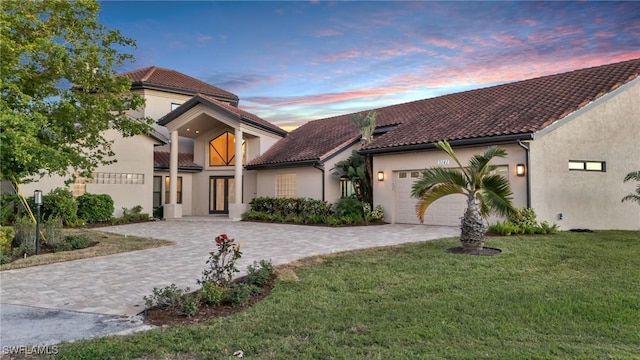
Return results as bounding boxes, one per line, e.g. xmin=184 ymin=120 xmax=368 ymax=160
xmin=209 ymin=131 xmax=245 ymax=166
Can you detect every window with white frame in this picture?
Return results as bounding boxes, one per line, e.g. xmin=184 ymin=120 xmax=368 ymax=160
xmin=276 ymin=173 xmax=296 ymax=198
xmin=568 ymin=160 xmax=606 ymax=172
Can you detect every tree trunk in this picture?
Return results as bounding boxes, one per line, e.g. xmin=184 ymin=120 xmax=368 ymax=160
xmin=460 ymin=196 xmax=486 ymax=252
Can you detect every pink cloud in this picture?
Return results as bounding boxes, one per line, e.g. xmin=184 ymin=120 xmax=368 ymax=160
xmin=491 ymin=33 xmax=525 ymax=47
xmin=324 ymin=50 xmax=364 ymax=63
xmin=595 ymin=31 xmax=616 ymax=38
xmin=518 ymin=19 xmax=538 ymax=26
xmin=422 ymin=36 xmax=458 ymax=49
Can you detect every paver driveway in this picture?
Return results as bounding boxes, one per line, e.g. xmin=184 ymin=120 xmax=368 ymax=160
xmin=0 ymin=218 xmax=459 ymax=316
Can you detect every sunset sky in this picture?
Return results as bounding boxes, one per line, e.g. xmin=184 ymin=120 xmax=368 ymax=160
xmin=99 ymin=1 xmax=640 ymax=130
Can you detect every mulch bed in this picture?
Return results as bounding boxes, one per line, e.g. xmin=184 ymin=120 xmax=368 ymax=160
xmin=143 ymin=275 xmax=277 ymax=327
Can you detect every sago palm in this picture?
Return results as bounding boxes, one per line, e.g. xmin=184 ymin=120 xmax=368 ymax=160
xmin=411 ymin=140 xmax=515 ymax=252
xmin=621 ymin=170 xmax=640 ymax=205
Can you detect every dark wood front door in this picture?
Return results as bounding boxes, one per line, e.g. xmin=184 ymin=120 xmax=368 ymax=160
xmin=209 ymin=176 xmax=234 ymax=214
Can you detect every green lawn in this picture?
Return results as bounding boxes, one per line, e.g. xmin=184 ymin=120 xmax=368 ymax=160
xmin=56 ymin=231 xmax=640 ymax=359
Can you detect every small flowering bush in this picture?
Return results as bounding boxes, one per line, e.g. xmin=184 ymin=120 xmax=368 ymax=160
xmin=363 ymin=203 xmax=385 ymax=223
xmin=199 ymin=233 xmax=242 ymax=287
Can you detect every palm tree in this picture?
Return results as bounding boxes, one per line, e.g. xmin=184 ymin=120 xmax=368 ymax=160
xmin=621 ymin=170 xmax=640 ymax=205
xmin=411 ymin=141 xmax=516 ymax=253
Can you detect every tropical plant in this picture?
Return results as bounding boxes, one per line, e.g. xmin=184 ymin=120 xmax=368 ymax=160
xmin=333 ymin=150 xmax=372 ymax=205
xmin=411 ymin=141 xmax=516 ymax=252
xmin=351 ymin=111 xmax=377 ymax=145
xmin=621 ymin=170 xmax=640 ymax=205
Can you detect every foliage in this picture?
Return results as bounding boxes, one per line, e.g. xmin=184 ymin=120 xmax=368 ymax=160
xmin=143 ymin=284 xmax=199 ymax=317
xmin=621 ymin=170 xmax=640 ymax=205
xmin=111 ymin=205 xmax=150 ymax=225
xmin=363 ymin=203 xmax=385 ymax=223
xmin=246 ymin=260 xmax=274 ymax=287
xmin=412 ymin=140 xmax=515 ymax=251
xmin=489 ymin=208 xmax=559 ymax=236
xmin=77 ymin=193 xmax=114 ymax=223
xmin=63 ymin=234 xmax=91 ymax=250
xmin=350 ymin=111 xmax=377 ymax=145
xmin=248 ymin=197 xmax=332 ymax=219
xmin=153 ymin=206 xmax=164 ymax=219
xmin=200 ymin=282 xmax=228 ymax=306
xmin=0 ymin=192 xmax=23 ymax=225
xmin=230 ymin=283 xmax=262 ymax=306
xmin=0 ymin=226 xmax=14 ymax=264
xmin=43 ymin=217 xmax=64 ymax=248
xmin=333 ymin=197 xmax=364 ymax=219
xmin=11 ymin=216 xmax=35 ymax=256
xmin=38 ymin=188 xmax=79 ymax=226
xmin=333 ymin=150 xmax=372 ymax=205
xmin=0 ymin=0 xmax=154 ymax=185
xmin=199 ymin=234 xmax=242 ymax=287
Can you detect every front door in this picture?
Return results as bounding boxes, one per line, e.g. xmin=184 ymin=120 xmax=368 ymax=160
xmin=209 ymin=176 xmax=235 ymax=214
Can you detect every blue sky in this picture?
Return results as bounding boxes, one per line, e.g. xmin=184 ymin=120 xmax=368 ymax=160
xmin=99 ymin=1 xmax=640 ymax=130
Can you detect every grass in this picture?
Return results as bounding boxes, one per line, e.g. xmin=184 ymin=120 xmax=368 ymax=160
xmin=0 ymin=228 xmax=173 ymax=271
xmin=55 ymin=231 xmax=640 ymax=359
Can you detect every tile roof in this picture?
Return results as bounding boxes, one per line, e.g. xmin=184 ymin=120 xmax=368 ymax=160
xmin=122 ymin=66 xmax=239 ymax=102
xmin=158 ymin=94 xmax=287 ymax=137
xmin=248 ymin=58 xmax=640 ymax=167
xmin=154 ymin=151 xmax=202 ymax=171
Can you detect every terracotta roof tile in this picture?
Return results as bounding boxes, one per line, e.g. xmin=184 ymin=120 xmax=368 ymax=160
xmin=154 ymin=152 xmax=202 ymax=171
xmin=249 ymin=58 xmax=640 ymax=166
xmin=122 ymin=66 xmax=239 ymax=101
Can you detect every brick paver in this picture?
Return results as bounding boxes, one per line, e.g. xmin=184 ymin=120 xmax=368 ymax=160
xmin=0 ymin=218 xmax=458 ymax=316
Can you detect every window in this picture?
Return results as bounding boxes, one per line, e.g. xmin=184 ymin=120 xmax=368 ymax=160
xmin=93 ymin=172 xmax=144 ymax=184
xmin=165 ymin=176 xmax=182 ymax=204
xmin=398 ymin=172 xmax=407 ymax=179
xmin=153 ymin=176 xmax=162 ymax=208
xmin=209 ymin=131 xmax=246 ymax=166
xmin=276 ymin=174 xmax=296 ymax=198
xmin=569 ymin=160 xmax=606 ymax=172
xmin=171 ymin=103 xmax=181 ymax=111
xmin=340 ymin=178 xmax=355 ymax=198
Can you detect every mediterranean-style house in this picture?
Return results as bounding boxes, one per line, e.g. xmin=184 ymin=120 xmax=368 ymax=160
xmin=248 ymin=58 xmax=640 ymax=230
xmin=13 ymin=58 xmax=640 ymax=229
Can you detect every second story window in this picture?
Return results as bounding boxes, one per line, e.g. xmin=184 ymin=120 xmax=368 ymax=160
xmin=209 ymin=131 xmax=245 ymax=166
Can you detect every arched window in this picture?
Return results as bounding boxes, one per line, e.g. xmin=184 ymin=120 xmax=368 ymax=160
xmin=209 ymin=131 xmax=245 ymax=166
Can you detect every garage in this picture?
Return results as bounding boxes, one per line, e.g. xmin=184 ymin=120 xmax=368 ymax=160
xmin=394 ymin=170 xmax=467 ymax=226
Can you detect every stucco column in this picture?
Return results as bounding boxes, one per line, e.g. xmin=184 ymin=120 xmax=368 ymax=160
xmin=164 ymin=130 xmax=182 ymax=218
xmin=169 ymin=130 xmax=178 ymax=205
xmin=234 ymin=127 xmax=243 ymax=204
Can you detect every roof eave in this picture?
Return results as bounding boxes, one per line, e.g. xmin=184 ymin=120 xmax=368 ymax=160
xmin=245 ymin=159 xmax=319 ymax=170
xmin=360 ymin=133 xmax=535 ymax=155
xmin=154 ymin=165 xmax=203 ymax=173
xmin=131 ymin=82 xmax=238 ymax=103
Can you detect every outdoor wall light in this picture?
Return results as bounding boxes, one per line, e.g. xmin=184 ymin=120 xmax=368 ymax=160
xmin=377 ymin=171 xmax=385 ymax=181
xmin=516 ymin=164 xmax=526 ymax=177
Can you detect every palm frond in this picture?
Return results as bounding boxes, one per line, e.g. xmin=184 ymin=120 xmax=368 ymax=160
xmin=476 ymin=174 xmax=515 ymax=217
xmin=621 ymin=194 xmax=640 ymax=204
xmin=623 ymin=171 xmax=640 ymax=182
xmin=410 ymin=167 xmax=467 ymax=198
xmin=468 ymin=146 xmax=506 ymax=177
xmin=415 ymin=183 xmax=466 ymax=223
xmin=435 ymin=141 xmax=471 ymax=183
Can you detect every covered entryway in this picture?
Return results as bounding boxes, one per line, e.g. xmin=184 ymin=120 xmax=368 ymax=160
xmin=394 ymin=170 xmax=466 ymax=226
xmin=209 ymin=176 xmax=235 ymax=214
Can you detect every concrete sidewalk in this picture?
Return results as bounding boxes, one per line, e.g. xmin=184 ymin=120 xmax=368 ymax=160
xmin=0 ymin=219 xmax=458 ymax=346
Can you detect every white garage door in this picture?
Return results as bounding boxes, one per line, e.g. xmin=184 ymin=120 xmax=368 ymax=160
xmin=395 ymin=170 xmax=467 ymax=226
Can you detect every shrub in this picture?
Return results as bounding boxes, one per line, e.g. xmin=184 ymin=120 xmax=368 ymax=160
xmin=199 ymin=234 xmax=242 ymax=287
xmin=111 ymin=205 xmax=150 ymax=225
xmin=0 ymin=193 xmax=22 ymax=225
xmin=247 ymin=197 xmax=332 ymax=220
xmin=64 ymin=234 xmax=91 ymax=250
xmin=364 ymin=204 xmax=385 ymax=222
xmin=488 ymin=221 xmax=520 ymax=236
xmin=143 ymin=284 xmax=200 ymax=317
xmin=230 ymin=283 xmax=261 ymax=306
xmin=200 ymin=282 xmax=228 ymax=306
xmin=0 ymin=226 xmax=14 ymax=264
xmin=333 ymin=197 xmax=364 ymax=219
xmin=535 ymin=221 xmax=560 ymax=235
xmin=12 ymin=216 xmax=35 ymax=255
xmin=153 ymin=206 xmax=164 ymax=219
xmin=43 ymin=218 xmax=64 ymax=249
xmin=508 ymin=208 xmax=538 ymax=229
xmin=77 ymin=193 xmax=114 ymax=223
xmin=246 ymin=260 xmax=274 ymax=287
xmin=41 ymin=188 xmax=78 ymax=226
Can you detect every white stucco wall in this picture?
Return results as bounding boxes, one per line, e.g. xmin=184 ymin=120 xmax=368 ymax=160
xmin=373 ymin=144 xmax=528 ymax=224
xmin=529 ymin=80 xmax=640 ymax=230
xmin=19 ymin=130 xmax=157 ymax=218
